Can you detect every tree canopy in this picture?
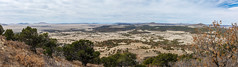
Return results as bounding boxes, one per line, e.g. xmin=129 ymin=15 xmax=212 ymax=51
xmin=63 ymin=40 xmax=100 ymax=66
xmin=19 ymin=26 xmax=39 ymax=52
xmin=193 ymin=21 xmax=238 ymax=67
xmin=17 ymin=26 xmax=57 ymax=56
xmin=101 ymin=52 xmax=137 ymax=67
xmin=3 ymin=29 xmax=14 ymax=40
xmin=0 ymin=24 xmax=4 ymax=35
xmin=38 ymin=33 xmax=57 ymax=57
xmin=143 ymin=53 xmax=178 ymax=67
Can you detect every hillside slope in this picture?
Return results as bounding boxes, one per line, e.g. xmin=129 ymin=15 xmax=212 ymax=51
xmin=0 ymin=36 xmax=101 ymax=67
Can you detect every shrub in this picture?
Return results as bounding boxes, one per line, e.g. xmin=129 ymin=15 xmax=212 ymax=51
xmin=3 ymin=29 xmax=14 ymax=40
xmin=37 ymin=33 xmax=57 ymax=57
xmin=101 ymin=52 xmax=137 ymax=67
xmin=178 ymin=54 xmax=194 ymax=61
xmin=143 ymin=57 xmax=154 ymax=65
xmin=134 ymin=64 xmax=146 ymax=67
xmin=193 ymin=21 xmax=238 ymax=67
xmin=152 ymin=53 xmax=178 ymax=66
xmin=90 ymin=55 xmax=101 ymax=64
xmin=101 ymin=56 xmax=117 ymax=67
xmin=143 ymin=53 xmax=178 ymax=67
xmin=63 ymin=40 xmax=100 ymax=66
xmin=0 ymin=24 xmax=4 ymax=35
xmin=17 ymin=26 xmax=57 ymax=56
xmin=19 ymin=26 xmax=39 ymax=52
xmin=43 ymin=39 xmax=57 ymax=57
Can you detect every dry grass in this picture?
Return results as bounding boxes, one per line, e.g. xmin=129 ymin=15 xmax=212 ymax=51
xmin=0 ymin=36 xmax=103 ymax=67
xmin=0 ymin=36 xmax=45 ymax=67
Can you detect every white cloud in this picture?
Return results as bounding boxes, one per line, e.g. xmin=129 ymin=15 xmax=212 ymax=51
xmin=0 ymin=0 xmax=238 ymax=24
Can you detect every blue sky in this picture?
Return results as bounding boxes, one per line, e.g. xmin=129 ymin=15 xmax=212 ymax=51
xmin=0 ymin=0 xmax=238 ymax=24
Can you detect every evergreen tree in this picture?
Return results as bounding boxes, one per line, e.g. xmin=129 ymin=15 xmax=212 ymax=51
xmin=0 ymin=24 xmax=4 ymax=35
xmin=63 ymin=40 xmax=100 ymax=66
xmin=19 ymin=26 xmax=39 ymax=53
xmin=3 ymin=29 xmax=14 ymax=40
xmin=101 ymin=52 xmax=137 ymax=67
xmin=152 ymin=53 xmax=178 ymax=67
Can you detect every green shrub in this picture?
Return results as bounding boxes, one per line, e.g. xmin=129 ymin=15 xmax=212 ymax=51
xmin=101 ymin=52 xmax=137 ymax=67
xmin=0 ymin=26 xmax=61 ymax=58
xmin=19 ymin=26 xmax=39 ymax=52
xmin=101 ymin=56 xmax=117 ymax=67
xmin=43 ymin=39 xmax=57 ymax=57
xmin=37 ymin=33 xmax=57 ymax=57
xmin=17 ymin=27 xmax=58 ymax=56
xmin=143 ymin=57 xmax=154 ymax=65
xmin=152 ymin=53 xmax=178 ymax=66
xmin=90 ymin=56 xmax=101 ymax=64
xmin=3 ymin=29 xmax=14 ymax=40
xmin=63 ymin=40 xmax=100 ymax=66
xmin=143 ymin=53 xmax=178 ymax=67
xmin=178 ymin=54 xmax=194 ymax=61
xmin=134 ymin=64 xmax=146 ymax=67
xmin=0 ymin=24 xmax=4 ymax=35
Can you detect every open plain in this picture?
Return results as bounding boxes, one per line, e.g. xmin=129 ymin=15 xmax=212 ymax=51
xmin=2 ymin=23 xmax=200 ymax=62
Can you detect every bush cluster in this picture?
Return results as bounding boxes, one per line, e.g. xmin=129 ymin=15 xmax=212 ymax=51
xmin=101 ymin=52 xmax=138 ymax=67
xmin=62 ymin=40 xmax=100 ymax=66
xmin=0 ymin=26 xmax=57 ymax=57
xmin=0 ymin=24 xmax=4 ymax=35
xmin=192 ymin=21 xmax=238 ymax=67
xmin=143 ymin=53 xmax=178 ymax=67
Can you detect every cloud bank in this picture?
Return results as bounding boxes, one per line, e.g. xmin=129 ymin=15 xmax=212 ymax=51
xmin=0 ymin=0 xmax=238 ymax=24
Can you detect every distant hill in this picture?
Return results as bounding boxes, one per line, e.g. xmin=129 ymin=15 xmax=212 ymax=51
xmin=148 ymin=22 xmax=156 ymax=24
xmin=36 ymin=22 xmax=48 ymax=24
xmin=192 ymin=23 xmax=206 ymax=26
xmin=115 ymin=23 xmax=132 ymax=25
xmin=188 ymin=23 xmax=207 ymax=28
xmin=0 ymin=23 xmax=8 ymax=26
xmin=115 ymin=22 xmax=184 ymax=26
xmin=18 ymin=23 xmax=29 ymax=25
xmin=57 ymin=23 xmax=99 ymax=24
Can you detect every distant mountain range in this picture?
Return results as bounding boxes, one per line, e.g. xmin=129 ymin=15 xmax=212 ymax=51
xmin=36 ymin=22 xmax=48 ymax=24
xmin=18 ymin=23 xmax=29 ymax=25
xmin=0 ymin=23 xmax=8 ymax=26
xmin=115 ymin=22 xmax=207 ymax=26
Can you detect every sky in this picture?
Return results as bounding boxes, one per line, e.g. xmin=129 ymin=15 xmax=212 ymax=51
xmin=0 ymin=0 xmax=238 ymax=24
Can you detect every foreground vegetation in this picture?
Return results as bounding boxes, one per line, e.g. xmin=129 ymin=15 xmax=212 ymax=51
xmin=0 ymin=25 xmax=4 ymax=35
xmin=143 ymin=53 xmax=178 ymax=67
xmin=0 ymin=25 xmax=100 ymax=66
xmin=1 ymin=24 xmax=188 ymax=66
xmin=101 ymin=52 xmax=138 ymax=67
xmin=63 ymin=40 xmax=100 ymax=66
xmin=192 ymin=21 xmax=238 ymax=67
